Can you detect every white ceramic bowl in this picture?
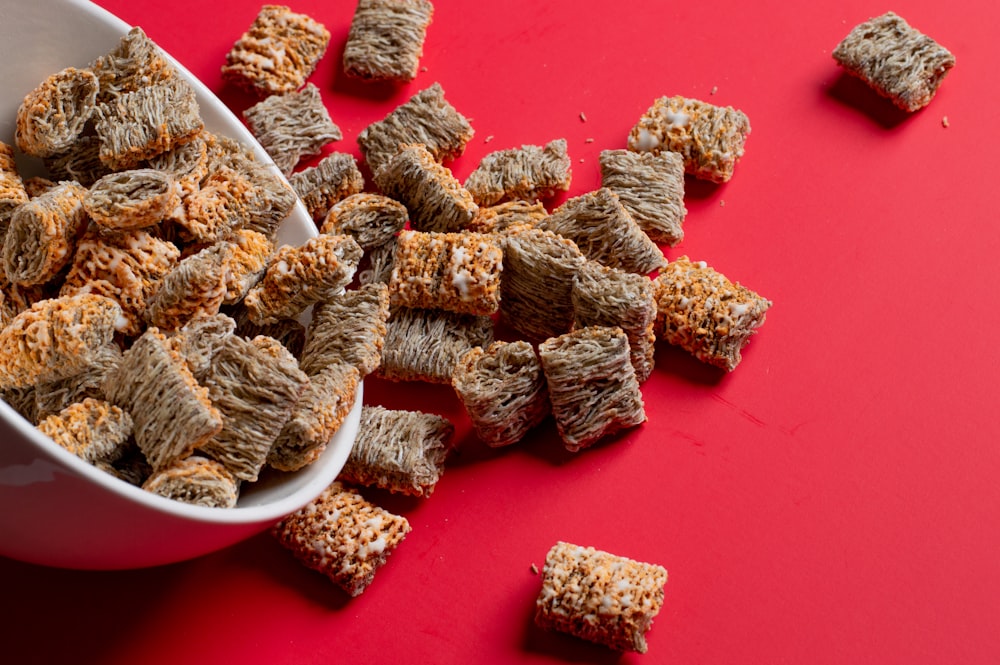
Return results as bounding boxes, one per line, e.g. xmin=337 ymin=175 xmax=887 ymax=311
xmin=0 ymin=0 xmax=360 ymax=570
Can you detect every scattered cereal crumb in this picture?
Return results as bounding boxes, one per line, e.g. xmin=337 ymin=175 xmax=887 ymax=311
xmin=942 ymin=116 xmax=949 ymax=127
xmin=579 ymin=112 xmax=587 ymax=122
xmin=584 ymin=138 xmax=594 ymax=143
xmin=420 ymin=66 xmax=428 ymax=72
xmin=530 ymin=563 xmax=539 ymax=575
xmin=579 ymin=158 xmax=585 ymax=163
xmin=720 ymin=199 xmax=726 ymax=207
xmin=710 ymin=85 xmax=718 ymax=95
xmin=485 ymin=135 xmax=494 ymax=143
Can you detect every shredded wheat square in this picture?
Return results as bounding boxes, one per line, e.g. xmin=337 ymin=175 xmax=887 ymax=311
xmin=378 ymin=306 xmax=493 ymax=384
xmin=243 ymin=84 xmax=342 ymax=176
xmin=464 ymin=139 xmax=572 ymax=206
xmin=344 ymin=0 xmax=434 ymax=82
xmin=599 ymin=149 xmax=686 ymax=246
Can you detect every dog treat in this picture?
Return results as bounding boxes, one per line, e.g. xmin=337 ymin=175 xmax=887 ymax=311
xmin=170 ymin=313 xmax=237 ymax=382
xmin=272 ymin=481 xmax=411 ymax=596
xmin=222 ymin=4 xmax=330 ymax=97
xmin=357 ymin=237 xmax=397 ymax=286
xmin=34 ymin=343 xmax=123 ymax=420
xmin=378 ymin=306 xmax=493 ymax=384
xmin=300 ymin=282 xmax=390 ymax=377
xmin=198 ymin=334 xmax=308 ymax=481
xmin=0 ymin=293 xmax=122 ymax=390
xmin=243 ymin=84 xmax=342 ymax=176
xmin=832 ymin=11 xmax=955 ymax=112
xmin=3 ymin=181 xmax=88 ymax=286
xmin=572 ymin=261 xmax=658 ymax=384
xmin=142 ymin=455 xmax=239 ymax=508
xmin=452 ymin=340 xmax=549 ymax=447
xmin=104 ymin=327 xmax=223 ymax=470
xmin=357 ymin=83 xmax=473 ymax=174
xmin=388 ymin=229 xmax=503 ymax=316
xmin=91 ymin=27 xmax=176 ymax=102
xmin=374 ymin=143 xmax=478 ymax=233
xmin=340 ymin=404 xmax=452 ymax=496
xmin=289 ymin=152 xmax=365 ymax=222
xmin=226 ymin=303 xmax=307 ymax=359
xmin=15 ymin=67 xmax=99 ymax=159
xmin=243 ymin=234 xmax=363 ymax=324
xmin=467 ymin=200 xmax=548 ymax=234
xmin=653 ymin=256 xmax=771 ymax=371
xmin=538 ymin=326 xmax=646 ymax=452
xmin=535 ymin=541 xmax=667 ymax=653
xmin=222 ymin=229 xmax=273 ymax=304
xmin=538 ymin=188 xmax=665 ymax=275
xmin=44 ymin=135 xmax=111 ymax=188
xmin=269 ymin=362 xmax=360 ymax=472
xmin=499 ymin=226 xmax=586 ymax=341
xmin=464 ymin=139 xmax=572 ymax=206
xmin=146 ymin=243 xmax=233 ymax=331
xmin=344 ymin=0 xmax=434 ymax=82
xmin=319 ymin=193 xmax=408 ymax=250
xmin=628 ymin=94 xmax=750 ymax=183
xmin=0 ymin=142 xmax=29 ymax=232
xmin=599 ymin=149 xmax=686 ymax=246
xmin=36 ymin=398 xmax=133 ymax=466
xmin=84 ymin=168 xmax=178 ymax=231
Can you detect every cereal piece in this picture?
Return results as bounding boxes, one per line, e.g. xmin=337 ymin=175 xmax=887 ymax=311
xmin=627 ymin=94 xmax=750 ymax=183
xmin=0 ymin=274 xmax=48 ymax=321
xmin=170 ymin=313 xmax=237 ymax=382
xmin=243 ymin=234 xmax=363 ymax=324
xmin=464 ymin=139 xmax=572 ymax=206
xmin=104 ymin=327 xmax=223 ymax=470
xmin=145 ymin=135 xmax=209 ymax=198
xmin=572 ymin=261 xmax=657 ymax=383
xmin=320 ymin=193 xmax=408 ymax=251
xmin=178 ymin=165 xmax=254 ymax=243
xmin=0 ymin=294 xmax=122 ymax=390
xmin=223 ymin=229 xmax=273 ymax=304
xmin=357 ymin=236 xmax=397 ymax=286
xmin=15 ymin=67 xmax=99 ymax=159
xmin=146 ymin=243 xmax=233 ymax=332
xmin=199 ymin=335 xmax=308 ymax=481
xmin=388 ymin=229 xmax=502 ymax=316
xmin=91 ymin=27 xmax=175 ymax=101
xmin=535 ymin=542 xmax=667 ymax=653
xmin=142 ymin=455 xmax=239 ymax=509
xmin=225 ymin=303 xmax=307 ymax=359
xmin=599 ymin=149 xmax=686 ymax=246
xmin=268 ymin=362 xmax=360 ymax=472
xmin=451 ymin=340 xmax=549 ymax=447
xmin=243 ymin=84 xmax=342 ymax=176
xmin=271 ymin=481 xmax=411 ymax=596
xmin=538 ymin=188 xmax=665 ymax=275
xmin=2 ymin=386 xmax=39 ymax=424
xmin=222 ymin=5 xmax=330 ymax=97
xmin=357 ymin=82 xmax=473 ymax=174
xmin=34 ymin=343 xmax=123 ymax=419
xmin=43 ymin=135 xmax=111 ymax=188
xmin=84 ymin=168 xmax=178 ymax=231
xmin=36 ymin=398 xmax=133 ymax=465
xmin=653 ymin=256 xmax=771 ymax=371
xmin=467 ymin=200 xmax=548 ymax=235
xmin=833 ymin=12 xmax=955 ymax=113
xmin=374 ymin=143 xmax=478 ymax=233
xmin=289 ymin=152 xmax=364 ymax=222
xmin=343 ymin=0 xmax=434 ymax=82
xmin=378 ymin=307 xmax=493 ymax=384
xmin=498 ymin=226 xmax=585 ymax=341
xmin=299 ymin=283 xmax=390 ymax=377
xmin=537 ymin=326 xmax=646 ymax=452
xmin=3 ymin=181 xmax=88 ymax=286
xmin=0 ymin=141 xmax=29 ymax=235
xmin=340 ymin=404 xmax=452 ymax=496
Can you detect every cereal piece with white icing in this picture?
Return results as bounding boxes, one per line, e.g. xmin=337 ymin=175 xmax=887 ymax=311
xmin=467 ymin=200 xmax=548 ymax=235
xmin=15 ymin=67 xmax=99 ymax=159
xmin=0 ymin=141 xmax=29 ymax=235
xmin=222 ymin=229 xmax=274 ymax=304
xmin=464 ymin=139 xmax=572 ymax=206
xmin=343 ymin=0 xmax=434 ymax=82
xmin=36 ymin=398 xmax=133 ymax=466
xmin=599 ymin=148 xmax=686 ymax=246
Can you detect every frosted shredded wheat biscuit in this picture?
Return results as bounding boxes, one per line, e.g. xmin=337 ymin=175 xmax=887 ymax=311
xmin=467 ymin=200 xmax=548 ymax=235
xmin=142 ymin=455 xmax=239 ymax=508
xmin=222 ymin=229 xmax=274 ymax=304
xmin=300 ymin=283 xmax=390 ymax=377
xmin=36 ymin=398 xmax=133 ymax=466
xmin=320 ymin=192 xmax=408 ymax=250
xmin=34 ymin=343 xmax=123 ymax=419
xmin=146 ymin=242 xmax=233 ymax=331
xmin=344 ymin=0 xmax=434 ymax=82
xmin=243 ymin=84 xmax=342 ymax=176
xmin=91 ymin=27 xmax=176 ymax=102
xmin=289 ymin=152 xmax=365 ymax=222
xmin=599 ymin=149 xmax=686 ymax=246
xmin=378 ymin=306 xmax=493 ymax=384
xmin=3 ymin=181 xmax=89 ymax=286
xmin=170 ymin=313 xmax=237 ymax=382
xmin=464 ymin=139 xmax=572 ymax=206
xmin=84 ymin=168 xmax=178 ymax=231
xmin=15 ymin=67 xmax=99 ymax=159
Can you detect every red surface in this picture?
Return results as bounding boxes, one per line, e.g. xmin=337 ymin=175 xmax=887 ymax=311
xmin=4 ymin=1 xmax=999 ymax=663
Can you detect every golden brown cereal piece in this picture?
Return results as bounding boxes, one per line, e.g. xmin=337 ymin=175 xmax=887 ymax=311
xmin=340 ymin=404 xmax=452 ymax=497
xmin=535 ymin=542 xmax=667 ymax=653
xmin=0 ymin=293 xmax=122 ymax=390
xmin=538 ymin=188 xmax=665 ymax=275
xmin=572 ymin=261 xmax=658 ymax=383
xmin=272 ymin=481 xmax=411 ymax=596
xmin=222 ymin=5 xmax=331 ymax=97
xmin=833 ymin=11 xmax=955 ymax=112
xmin=243 ymin=84 xmax=342 ymax=176
xmin=357 ymin=83 xmax=473 ymax=174
xmin=34 ymin=343 xmax=123 ymax=420
xmin=144 ymin=135 xmax=210 ymax=213
xmin=628 ymin=94 xmax=750 ymax=183
xmin=198 ymin=335 xmax=308 ymax=481
xmin=452 ymin=341 xmax=549 ymax=448
xmin=537 ymin=326 xmax=646 ymax=452
xmin=36 ymin=398 xmax=133 ymax=466
xmin=466 ymin=200 xmax=548 ymax=235
xmin=91 ymin=27 xmax=176 ymax=102
xmin=221 ymin=229 xmax=273 ymax=304
xmin=464 ymin=139 xmax=572 ymax=206
xmin=599 ymin=149 xmax=686 ymax=246
xmin=170 ymin=313 xmax=237 ymax=382
xmin=378 ymin=306 xmax=493 ymax=384
xmin=243 ymin=234 xmax=363 ymax=324
xmin=146 ymin=243 xmax=233 ymax=332
xmin=142 ymin=455 xmax=239 ymax=508
xmin=3 ymin=181 xmax=88 ymax=286
xmin=15 ymin=67 xmax=99 ymax=159
xmin=356 ymin=236 xmax=397 ymax=286
xmin=653 ymin=256 xmax=771 ymax=371
xmin=343 ymin=0 xmax=434 ymax=82
xmin=320 ymin=193 xmax=408 ymax=250
xmin=178 ymin=165 xmax=254 ymax=243
xmin=289 ymin=152 xmax=364 ymax=222
xmin=388 ymin=229 xmax=502 ymax=315
xmin=300 ymin=283 xmax=390 ymax=377
xmin=0 ymin=141 xmax=29 ymax=235
xmin=268 ymin=362 xmax=360 ymax=472
xmin=84 ymin=168 xmax=178 ymax=231
xmin=104 ymin=327 xmax=223 ymax=470
xmin=43 ymin=136 xmax=112 ymax=188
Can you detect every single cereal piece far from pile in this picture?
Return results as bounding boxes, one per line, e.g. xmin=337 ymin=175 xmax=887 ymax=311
xmin=36 ymin=398 xmax=133 ymax=466
xmin=142 ymin=455 xmax=239 ymax=509
xmin=344 ymin=0 xmax=435 ymax=82
xmin=464 ymin=139 xmax=572 ymax=206
xmin=3 ymin=181 xmax=89 ymax=286
xmin=222 ymin=4 xmax=331 ymax=96
xmin=628 ymin=94 xmax=750 ymax=183
xmin=599 ymin=148 xmax=686 ymax=246
xmin=15 ymin=67 xmax=99 ymax=159
xmin=653 ymin=256 xmax=772 ymax=371
xmin=832 ymin=11 xmax=955 ymax=112
xmin=272 ymin=481 xmax=411 ymax=597
xmin=319 ymin=192 xmax=408 ymax=250
xmin=535 ymin=541 xmax=667 ymax=654
xmin=289 ymin=152 xmax=365 ymax=222
xmin=378 ymin=306 xmax=494 ymax=384
xmin=299 ymin=282 xmax=391 ymax=377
